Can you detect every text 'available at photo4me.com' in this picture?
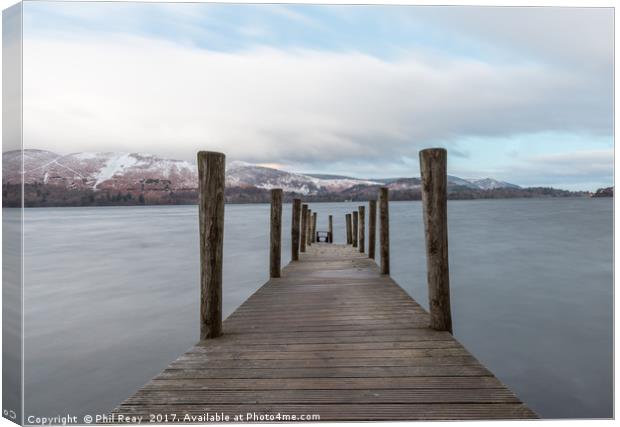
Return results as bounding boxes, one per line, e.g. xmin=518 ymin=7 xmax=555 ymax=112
xmin=25 ymin=412 xmax=322 ymax=425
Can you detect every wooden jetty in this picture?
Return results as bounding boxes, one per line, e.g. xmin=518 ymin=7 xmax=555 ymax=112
xmin=110 ymin=148 xmax=536 ymax=422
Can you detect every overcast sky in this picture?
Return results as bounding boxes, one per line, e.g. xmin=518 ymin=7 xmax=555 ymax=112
xmin=20 ymin=3 xmax=613 ymax=190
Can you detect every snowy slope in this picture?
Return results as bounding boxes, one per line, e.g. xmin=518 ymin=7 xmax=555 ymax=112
xmin=3 ymin=150 xmax=520 ymax=194
xmin=467 ymin=178 xmax=520 ymax=190
xmin=4 ymin=150 xmax=197 ymax=191
xmin=226 ymin=160 xmax=382 ymax=194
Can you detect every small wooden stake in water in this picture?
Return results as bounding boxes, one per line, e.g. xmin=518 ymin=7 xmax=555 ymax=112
xmin=270 ymin=189 xmax=283 ymax=278
xmin=368 ymin=200 xmax=377 ymax=259
xmin=420 ymin=148 xmax=452 ymax=333
xmin=346 ymin=214 xmax=353 ymax=244
xmin=358 ymin=206 xmax=365 ymax=253
xmin=197 ymin=150 xmax=225 ymax=340
xmin=328 ymin=215 xmax=333 ymax=243
xmin=312 ymin=212 xmax=318 ymax=243
xmin=352 ymin=211 xmax=359 ymax=248
xmin=379 ymin=187 xmax=390 ymax=275
xmin=300 ymin=204 xmax=308 ymax=253
xmin=291 ymin=199 xmax=301 ymax=261
xmin=307 ymin=209 xmax=312 ymax=246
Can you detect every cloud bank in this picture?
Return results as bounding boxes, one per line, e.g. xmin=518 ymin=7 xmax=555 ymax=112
xmin=21 ymin=5 xmax=613 ymax=188
xmin=24 ymin=38 xmax=609 ymax=153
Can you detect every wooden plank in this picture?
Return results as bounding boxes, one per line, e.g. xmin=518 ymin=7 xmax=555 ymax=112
xmin=111 ymin=243 xmax=536 ymax=422
xmin=182 ymin=348 xmax=473 ymax=360
xmin=157 ymin=365 xmax=491 ymax=379
xmin=123 ymin=388 xmax=520 ymax=405
xmin=144 ymin=376 xmax=509 ymax=390
xmin=190 ymin=340 xmax=464 ymax=351
xmin=169 ymin=356 xmax=482 ymax=369
xmin=187 ymin=332 xmax=455 ymax=345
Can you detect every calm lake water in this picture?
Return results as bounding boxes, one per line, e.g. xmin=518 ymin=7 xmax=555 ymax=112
xmin=15 ymin=198 xmax=612 ymax=419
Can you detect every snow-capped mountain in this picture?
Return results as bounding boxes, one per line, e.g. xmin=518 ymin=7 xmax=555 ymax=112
xmin=226 ymin=160 xmax=382 ymax=195
xmin=3 ymin=150 xmax=387 ymax=195
xmin=467 ymin=178 xmax=520 ymax=190
xmin=3 ymin=149 xmax=520 ymax=202
xmin=3 ymin=149 xmax=198 ymax=191
xmin=371 ymin=175 xmax=520 ymax=191
xmin=447 ymin=175 xmax=479 ymax=189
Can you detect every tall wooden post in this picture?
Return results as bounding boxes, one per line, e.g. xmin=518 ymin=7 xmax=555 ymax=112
xmin=345 ymin=214 xmax=352 ymax=244
xmin=368 ymin=200 xmax=377 ymax=259
xmin=307 ymin=209 xmax=312 ymax=246
xmin=270 ymin=189 xmax=283 ymax=278
xmin=312 ymin=212 xmax=317 ymax=243
xmin=197 ymin=151 xmax=225 ymax=340
xmin=352 ymin=211 xmax=359 ymax=248
xmin=420 ymin=148 xmax=452 ymax=333
xmin=300 ymin=204 xmax=308 ymax=253
xmin=291 ymin=199 xmax=301 ymax=261
xmin=328 ymin=215 xmax=333 ymax=243
xmin=358 ymin=206 xmax=365 ymax=253
xmin=379 ymin=187 xmax=390 ymax=275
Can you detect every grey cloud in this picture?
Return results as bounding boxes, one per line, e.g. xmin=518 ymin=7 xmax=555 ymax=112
xmin=22 ymin=17 xmax=612 ymax=176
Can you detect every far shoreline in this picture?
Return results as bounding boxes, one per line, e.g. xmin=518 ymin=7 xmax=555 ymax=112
xmin=3 ymin=194 xmax=612 ymax=209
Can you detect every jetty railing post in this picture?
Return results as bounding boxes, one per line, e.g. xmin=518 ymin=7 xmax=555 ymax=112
xmin=307 ymin=209 xmax=312 ymax=246
xmin=300 ymin=204 xmax=308 ymax=253
xmin=352 ymin=211 xmax=359 ymax=248
xmin=328 ymin=215 xmax=333 ymax=243
xmin=346 ymin=214 xmax=352 ymax=244
xmin=420 ymin=148 xmax=452 ymax=333
xmin=291 ymin=199 xmax=301 ymax=261
xmin=379 ymin=187 xmax=390 ymax=275
xmin=270 ymin=189 xmax=283 ymax=278
xmin=358 ymin=206 xmax=365 ymax=253
xmin=197 ymin=151 xmax=225 ymax=340
xmin=312 ymin=212 xmax=317 ymax=243
xmin=368 ymin=200 xmax=377 ymax=259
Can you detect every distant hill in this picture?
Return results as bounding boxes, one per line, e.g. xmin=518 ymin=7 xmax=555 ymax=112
xmin=2 ymin=149 xmax=587 ymax=207
xmin=592 ymin=187 xmax=613 ymax=197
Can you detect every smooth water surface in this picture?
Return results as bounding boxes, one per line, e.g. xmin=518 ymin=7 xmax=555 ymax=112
xmin=19 ymin=198 xmax=612 ymax=419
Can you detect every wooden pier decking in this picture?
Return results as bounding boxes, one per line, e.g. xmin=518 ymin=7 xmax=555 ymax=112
xmin=112 ymin=243 xmax=536 ymax=421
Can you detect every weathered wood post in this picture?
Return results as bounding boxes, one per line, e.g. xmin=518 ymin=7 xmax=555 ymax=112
xmin=197 ymin=151 xmax=225 ymax=340
xmin=420 ymin=148 xmax=452 ymax=333
xmin=352 ymin=211 xmax=359 ymax=247
xmin=307 ymin=209 xmax=312 ymax=246
xmin=312 ymin=212 xmax=317 ymax=243
xmin=379 ymin=187 xmax=390 ymax=275
xmin=270 ymin=189 xmax=283 ymax=278
xmin=328 ymin=215 xmax=333 ymax=243
xmin=291 ymin=199 xmax=301 ymax=261
xmin=358 ymin=206 xmax=365 ymax=253
xmin=300 ymin=204 xmax=308 ymax=253
xmin=368 ymin=200 xmax=377 ymax=259
xmin=345 ymin=214 xmax=352 ymax=244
